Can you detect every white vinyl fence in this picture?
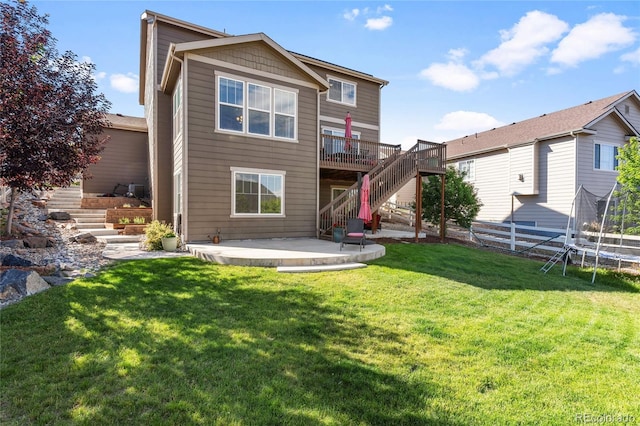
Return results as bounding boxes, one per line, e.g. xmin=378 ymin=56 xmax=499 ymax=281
xmin=450 ymin=221 xmax=567 ymax=256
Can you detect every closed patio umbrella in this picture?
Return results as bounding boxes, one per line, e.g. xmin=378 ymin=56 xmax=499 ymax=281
xmin=344 ymin=112 xmax=352 ymax=151
xmin=357 ymin=173 xmax=372 ymax=222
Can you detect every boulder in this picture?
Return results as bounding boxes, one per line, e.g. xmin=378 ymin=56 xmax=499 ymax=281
xmin=1 ymin=254 xmax=34 ymax=267
xmin=49 ymin=211 xmax=71 ymax=221
xmin=0 ymin=269 xmax=51 ymax=300
xmin=23 ymin=236 xmax=54 ymax=249
xmin=69 ymin=233 xmax=97 ymax=244
xmin=0 ymin=239 xmax=25 ymax=249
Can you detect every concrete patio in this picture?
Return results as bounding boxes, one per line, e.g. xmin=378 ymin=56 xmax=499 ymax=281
xmin=101 ymin=229 xmax=421 ymax=271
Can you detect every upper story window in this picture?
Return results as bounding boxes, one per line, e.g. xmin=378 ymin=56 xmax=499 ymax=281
xmin=328 ymin=77 xmax=356 ymax=106
xmin=217 ymin=74 xmax=297 ymax=141
xmin=172 ymin=76 xmax=182 ymax=140
xmin=594 ymin=143 xmax=618 ymax=171
xmin=458 ymin=159 xmax=475 ymax=181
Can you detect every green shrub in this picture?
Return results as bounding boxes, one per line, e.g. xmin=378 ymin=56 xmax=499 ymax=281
xmin=143 ymin=220 xmax=177 ymax=251
xmin=133 ymin=216 xmax=145 ymax=224
xmin=118 ymin=217 xmax=130 ymax=224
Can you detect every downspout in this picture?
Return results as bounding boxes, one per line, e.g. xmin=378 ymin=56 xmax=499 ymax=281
xmin=170 ymin=49 xmax=186 ymax=242
xmin=570 ymin=130 xmax=578 ymax=207
xmin=316 ymin=88 xmax=327 ymax=239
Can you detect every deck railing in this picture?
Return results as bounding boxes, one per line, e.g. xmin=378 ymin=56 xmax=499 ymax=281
xmin=318 ymin=140 xmax=446 ymax=237
xmin=320 ymin=134 xmax=401 ymax=171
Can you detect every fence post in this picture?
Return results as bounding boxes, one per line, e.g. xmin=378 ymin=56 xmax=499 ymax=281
xmin=469 ymin=225 xmax=473 ymax=242
xmin=510 ymin=222 xmax=516 ymax=251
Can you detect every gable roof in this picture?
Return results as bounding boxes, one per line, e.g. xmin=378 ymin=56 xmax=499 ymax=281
xmin=445 ymin=90 xmax=640 ymax=160
xmin=160 ymin=33 xmax=330 ymax=93
xmin=140 ymin=10 xmax=387 ymax=104
xmin=105 ymin=113 xmax=147 ymax=133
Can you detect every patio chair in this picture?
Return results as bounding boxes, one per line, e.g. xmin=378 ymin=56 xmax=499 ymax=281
xmin=340 ymin=218 xmax=367 ymax=251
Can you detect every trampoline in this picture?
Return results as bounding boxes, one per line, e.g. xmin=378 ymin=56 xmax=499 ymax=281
xmin=541 ymin=182 xmax=640 ymax=283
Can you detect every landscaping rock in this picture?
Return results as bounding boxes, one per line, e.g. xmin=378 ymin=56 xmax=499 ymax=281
xmin=49 ymin=211 xmax=71 ymax=221
xmin=69 ymin=233 xmax=97 ymax=244
xmin=0 ymin=270 xmax=51 ymax=300
xmin=23 ymin=236 xmax=54 ymax=249
xmin=2 ymin=254 xmax=34 ymax=267
xmin=0 ymin=239 xmax=25 ymax=249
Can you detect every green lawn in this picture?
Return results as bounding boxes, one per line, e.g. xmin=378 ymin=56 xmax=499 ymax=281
xmin=1 ymin=243 xmax=639 ymax=425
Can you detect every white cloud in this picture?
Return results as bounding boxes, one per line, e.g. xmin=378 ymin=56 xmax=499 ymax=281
xmin=365 ymin=16 xmax=393 ymax=31
xmin=621 ymin=46 xmax=640 ymax=66
xmin=477 ymin=10 xmax=569 ymax=76
xmin=110 ymin=73 xmax=139 ymax=93
xmin=81 ymin=56 xmax=93 ymax=64
xmin=419 ymin=62 xmax=479 ymax=92
xmin=551 ymin=13 xmax=637 ymax=68
xmin=94 ymin=71 xmax=107 ymax=80
xmin=344 ymin=8 xmax=359 ymax=21
xmin=377 ymin=4 xmax=393 ymax=14
xmin=435 ymin=111 xmax=504 ymax=134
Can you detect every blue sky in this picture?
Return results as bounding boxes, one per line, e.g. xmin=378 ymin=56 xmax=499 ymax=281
xmin=31 ymin=0 xmax=640 ymax=149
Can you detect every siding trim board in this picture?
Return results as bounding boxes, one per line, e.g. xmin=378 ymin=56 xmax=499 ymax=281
xmin=171 ymin=34 xmax=329 ymax=91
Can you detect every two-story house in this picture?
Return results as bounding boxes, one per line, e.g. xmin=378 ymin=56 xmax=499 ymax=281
xmin=444 ymin=90 xmax=640 ymax=229
xmin=138 ymin=10 xmax=445 ymax=242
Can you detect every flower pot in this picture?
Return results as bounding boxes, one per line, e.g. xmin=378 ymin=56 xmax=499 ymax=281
xmin=161 ymin=236 xmax=178 ymax=251
xmin=333 ymin=227 xmax=344 ymax=243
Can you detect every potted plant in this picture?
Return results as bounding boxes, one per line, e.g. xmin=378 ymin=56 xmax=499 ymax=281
xmin=144 ymin=220 xmax=180 ymax=251
xmin=332 ymin=223 xmax=344 ymax=243
xmin=161 ymin=231 xmax=178 ymax=251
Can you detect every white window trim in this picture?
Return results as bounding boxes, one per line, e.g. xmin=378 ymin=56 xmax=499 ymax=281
xmin=230 ymin=167 xmax=286 ymax=218
xmin=593 ymin=141 xmax=619 ymax=172
xmin=216 ymin=72 xmax=298 ymax=142
xmin=326 ymin=75 xmax=357 ymax=106
xmin=458 ymin=159 xmax=475 ymax=181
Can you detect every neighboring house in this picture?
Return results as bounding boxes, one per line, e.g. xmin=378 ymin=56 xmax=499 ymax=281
xmin=83 ymin=113 xmax=148 ymax=196
xmin=444 ymin=90 xmax=640 ymax=229
xmin=137 ymin=10 xmax=445 ymax=242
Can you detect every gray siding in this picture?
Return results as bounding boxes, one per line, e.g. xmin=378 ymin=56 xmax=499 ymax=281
xmin=577 ymin=115 xmax=629 ymax=197
xmin=83 ymin=128 xmax=149 ymax=195
xmin=185 ymin=59 xmax=318 ymax=241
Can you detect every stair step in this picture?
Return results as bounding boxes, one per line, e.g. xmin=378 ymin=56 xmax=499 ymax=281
xmin=277 ymin=263 xmax=367 ymax=273
xmin=83 ymin=228 xmax=116 ymax=236
xmin=75 ymin=223 xmax=107 ymax=230
xmin=48 ymin=208 xmax=106 ymax=215
xmin=74 ymin=215 xmax=106 ymax=223
xmin=97 ymin=235 xmax=144 ymax=244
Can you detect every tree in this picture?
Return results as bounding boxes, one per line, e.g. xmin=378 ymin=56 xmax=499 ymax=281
xmin=615 ymin=136 xmax=640 ymax=233
xmin=420 ymin=166 xmax=482 ymax=234
xmin=0 ymin=0 xmax=110 ymax=235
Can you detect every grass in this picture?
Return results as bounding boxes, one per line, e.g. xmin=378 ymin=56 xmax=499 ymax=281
xmin=1 ymin=243 xmax=639 ymax=425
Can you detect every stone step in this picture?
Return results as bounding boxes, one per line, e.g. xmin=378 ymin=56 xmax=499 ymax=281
xmin=48 ymin=208 xmax=106 ymax=215
xmin=277 ymin=263 xmax=368 ymax=273
xmin=75 ymin=223 xmax=107 ymax=230
xmin=82 ymin=228 xmax=117 ymax=236
xmin=97 ymin=235 xmax=144 ymax=244
xmin=74 ymin=215 xmax=106 ymax=223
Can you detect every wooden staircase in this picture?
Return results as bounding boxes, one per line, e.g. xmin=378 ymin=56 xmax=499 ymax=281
xmin=319 ymin=140 xmax=445 ymax=238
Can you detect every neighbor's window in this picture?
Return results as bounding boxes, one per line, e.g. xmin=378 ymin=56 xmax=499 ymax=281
xmin=458 ymin=159 xmax=475 ymax=181
xmin=594 ymin=143 xmax=619 ymax=171
xmin=328 ymin=77 xmax=356 ymax=105
xmin=232 ymin=169 xmax=285 ymax=216
xmin=217 ymin=74 xmax=297 ymax=140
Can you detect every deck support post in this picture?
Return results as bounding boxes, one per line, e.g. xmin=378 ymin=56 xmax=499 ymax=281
xmin=440 ymin=173 xmax=446 ymax=243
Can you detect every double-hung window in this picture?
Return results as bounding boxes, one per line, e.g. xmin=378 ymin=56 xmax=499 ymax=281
xmin=328 ymin=77 xmax=356 ymax=105
xmin=458 ymin=159 xmax=475 ymax=181
xmin=594 ymin=143 xmax=619 ymax=171
xmin=217 ymin=75 xmax=297 ymax=140
xmin=232 ymin=168 xmax=285 ymax=216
